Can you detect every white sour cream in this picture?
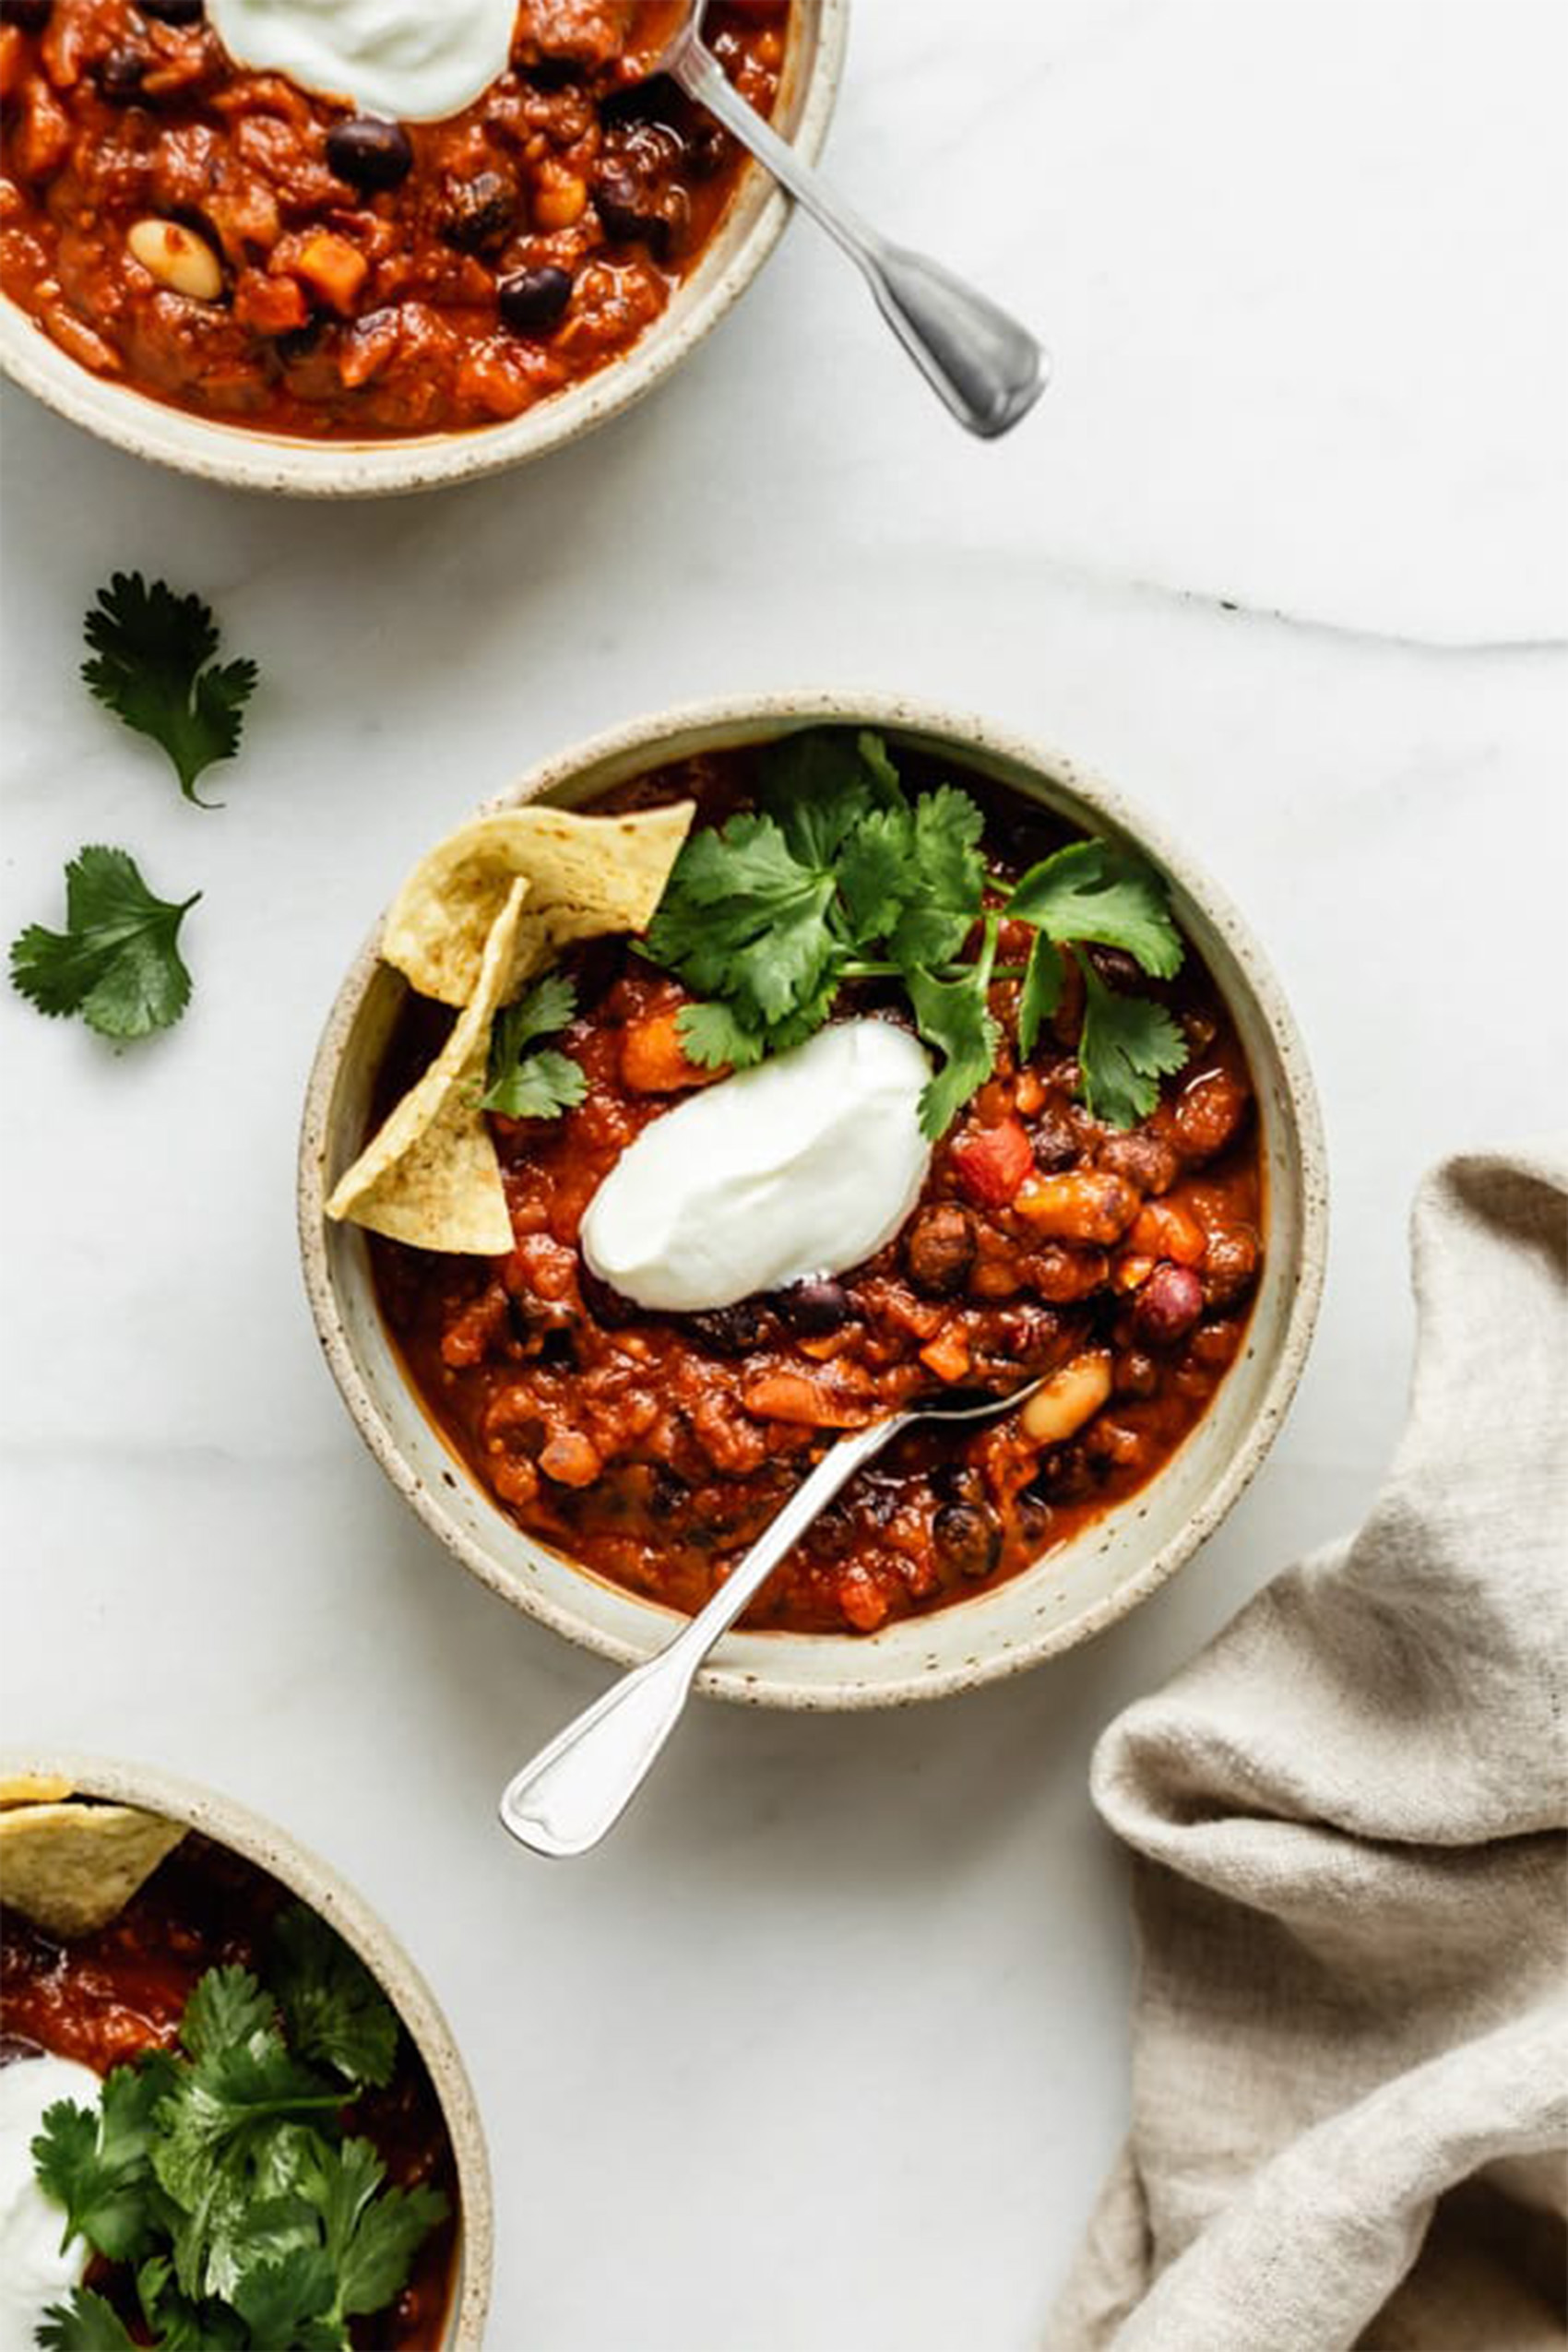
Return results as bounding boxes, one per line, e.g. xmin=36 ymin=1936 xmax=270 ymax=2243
xmin=208 ymin=0 xmax=517 ymax=122
xmin=0 ymin=2054 xmax=100 ymax=2352
xmin=581 ymin=1020 xmax=933 ymax=1313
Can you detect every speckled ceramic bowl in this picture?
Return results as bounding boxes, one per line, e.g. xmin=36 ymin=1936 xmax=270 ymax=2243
xmin=299 ymin=693 xmax=1328 ymax=1709
xmin=0 ymin=1750 xmax=493 ymax=2351
xmin=0 ymin=3 xmax=845 ymax=497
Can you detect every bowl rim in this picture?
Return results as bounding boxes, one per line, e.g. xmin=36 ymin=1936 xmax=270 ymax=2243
xmin=298 ymin=688 xmax=1330 ymax=1709
xmin=0 ymin=1746 xmax=493 ymax=2352
xmin=0 ymin=0 xmax=847 ymax=498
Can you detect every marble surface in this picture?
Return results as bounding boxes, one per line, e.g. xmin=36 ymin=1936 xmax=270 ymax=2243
xmin=2 ymin=2 xmax=1565 ymax=2346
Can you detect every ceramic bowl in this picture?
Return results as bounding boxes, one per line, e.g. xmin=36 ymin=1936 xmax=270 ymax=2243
xmin=299 ymin=692 xmax=1329 ymax=1709
xmin=0 ymin=3 xmax=845 ymax=497
xmin=0 ymin=1749 xmax=493 ymax=2351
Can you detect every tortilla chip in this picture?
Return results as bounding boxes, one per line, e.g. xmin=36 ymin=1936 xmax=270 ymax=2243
xmin=0 ymin=1773 xmax=74 ymax=1808
xmin=0 ymin=1801 xmax=186 ymax=1936
xmin=327 ymin=880 xmax=527 ymax=1254
xmin=382 ymin=802 xmax=694 ymax=1008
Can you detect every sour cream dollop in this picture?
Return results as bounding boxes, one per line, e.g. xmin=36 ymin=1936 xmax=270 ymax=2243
xmin=0 ymin=2053 xmax=100 ymax=2352
xmin=207 ymin=0 xmax=517 ymax=122
xmin=581 ymin=1020 xmax=933 ymax=1313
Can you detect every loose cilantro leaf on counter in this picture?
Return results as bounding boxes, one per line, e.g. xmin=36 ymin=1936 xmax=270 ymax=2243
xmin=1076 ymin=959 xmax=1190 ymax=1128
xmin=269 ymin=1906 xmax=399 ymax=2090
xmin=31 ymin=1924 xmax=447 ymax=2352
xmin=83 ymin=573 xmax=257 ymax=807
xmin=482 ymin=973 xmax=587 ymax=1120
xmin=644 ymin=727 xmax=1191 ymax=1134
xmin=9 ymin=847 xmax=200 ymax=1044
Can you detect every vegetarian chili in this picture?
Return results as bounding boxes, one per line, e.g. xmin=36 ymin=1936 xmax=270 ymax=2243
xmin=0 ymin=1835 xmax=458 ymax=2350
xmin=374 ymin=747 xmax=1266 ymax=1638
xmin=0 ymin=1 xmax=788 ymax=435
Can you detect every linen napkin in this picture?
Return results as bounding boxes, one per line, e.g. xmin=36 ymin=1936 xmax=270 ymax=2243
xmin=1048 ymin=1150 xmax=1568 ymax=2352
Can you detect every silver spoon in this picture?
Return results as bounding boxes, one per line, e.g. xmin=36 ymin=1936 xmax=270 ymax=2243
xmin=499 ymin=1377 xmax=1043 ymax=1857
xmin=644 ymin=5 xmax=1046 ymax=438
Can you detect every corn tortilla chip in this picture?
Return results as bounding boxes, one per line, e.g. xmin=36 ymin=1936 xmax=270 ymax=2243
xmin=0 ymin=1773 xmax=74 ymax=1807
xmin=0 ymin=1801 xmax=186 ymax=1936
xmin=327 ymin=879 xmax=526 ymax=1254
xmin=383 ymin=802 xmax=694 ymax=1008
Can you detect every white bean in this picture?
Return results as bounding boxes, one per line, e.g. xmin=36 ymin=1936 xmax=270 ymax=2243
xmin=1021 ymin=1350 xmax=1113 ymax=1448
xmin=126 ymin=219 xmax=223 ymax=303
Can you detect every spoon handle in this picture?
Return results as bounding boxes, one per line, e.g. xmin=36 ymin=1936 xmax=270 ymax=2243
xmin=672 ymin=42 xmax=1045 ymax=438
xmin=498 ymin=1414 xmax=904 ymax=1858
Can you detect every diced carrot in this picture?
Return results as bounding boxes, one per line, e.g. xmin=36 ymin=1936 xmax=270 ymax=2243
xmin=291 ymin=232 xmax=367 ymax=315
xmin=949 ymin=1117 xmax=1035 ymax=1209
xmin=621 ymin=1006 xmax=723 ymax=1094
xmin=919 ymin=1324 xmax=971 ymax=1384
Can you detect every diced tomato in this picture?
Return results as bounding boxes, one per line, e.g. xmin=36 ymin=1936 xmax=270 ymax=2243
xmin=949 ymin=1118 xmax=1034 ymax=1209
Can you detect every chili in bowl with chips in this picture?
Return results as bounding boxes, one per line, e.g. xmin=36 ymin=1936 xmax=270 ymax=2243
xmin=0 ymin=1755 xmax=491 ymax=2352
xmin=0 ymin=1 xmax=844 ymax=492
xmin=299 ymin=694 xmax=1327 ymax=1710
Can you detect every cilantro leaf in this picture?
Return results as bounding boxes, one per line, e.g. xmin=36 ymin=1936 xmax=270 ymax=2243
xmin=151 ymin=2030 xmax=341 ymax=2221
xmin=481 ymin=976 xmax=586 ymax=1120
xmin=9 ymin=847 xmax=199 ymax=1044
xmin=306 ymin=2138 xmax=447 ymax=2322
xmin=1017 ymin=932 xmax=1064 ymax=1059
xmin=83 ymin=572 xmax=257 ymax=807
xmin=755 ymin=728 xmax=900 ymax=866
xmin=675 ymin=999 xmax=769 ymax=1072
xmin=905 ymin=965 xmax=1001 ymax=1142
xmin=1076 ymin=957 xmax=1190 ymax=1128
xmin=1007 ymin=840 xmax=1183 ymax=979
xmin=231 ymin=2246 xmax=343 ymax=2347
xmin=36 ymin=2287 xmax=140 ymax=2351
xmin=180 ymin=1967 xmax=275 ymax=2066
xmin=32 ymin=2060 xmax=175 ymax=2263
xmin=646 ymin=812 xmax=841 ymax=1027
xmin=269 ymin=1906 xmax=399 ymax=2091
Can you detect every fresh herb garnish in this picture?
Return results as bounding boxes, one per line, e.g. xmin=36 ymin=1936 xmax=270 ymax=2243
xmin=83 ymin=572 xmax=257 ymax=807
xmin=8 ymin=846 xmax=199 ymax=1043
xmin=31 ymin=1906 xmax=447 ymax=2352
xmin=644 ymin=729 xmax=1187 ymax=1134
xmin=481 ymin=971 xmax=587 ymax=1120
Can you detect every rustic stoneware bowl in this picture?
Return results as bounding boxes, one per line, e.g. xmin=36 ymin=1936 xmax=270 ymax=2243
xmin=0 ymin=2 xmax=845 ymax=496
xmin=0 ymin=1749 xmax=493 ymax=2351
xmin=300 ymin=692 xmax=1329 ymax=1710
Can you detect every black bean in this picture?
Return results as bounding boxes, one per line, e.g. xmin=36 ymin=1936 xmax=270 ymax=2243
xmin=775 ymin=1277 xmax=853 ymax=1336
xmin=326 ymin=116 xmax=414 ymax=194
xmin=932 ymin=1501 xmax=1002 ymax=1581
xmin=0 ymin=0 xmax=52 ymax=28
xmin=440 ymin=170 xmax=517 ymax=254
xmin=498 ymin=265 xmax=574 ymax=337
xmin=594 ymin=169 xmax=672 ymax=259
xmin=576 ymin=1260 xmax=644 ymax=1329
xmin=685 ymin=1299 xmax=778 ymax=1358
xmin=138 ymin=0 xmax=203 ymax=19
xmin=97 ymin=45 xmax=148 ymax=99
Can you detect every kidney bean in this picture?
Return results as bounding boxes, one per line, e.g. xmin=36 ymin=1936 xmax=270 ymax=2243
xmin=440 ymin=170 xmax=517 ymax=254
xmin=1099 ymin=1129 xmax=1180 ymax=1195
xmin=1133 ymin=1262 xmax=1205 ymax=1348
xmin=499 ymin=265 xmax=574 ymax=337
xmin=1203 ymin=1225 xmax=1261 ymax=1311
xmin=904 ymin=1203 xmax=976 ymax=1298
xmin=326 ymin=117 xmax=414 ymax=194
xmin=775 ymin=1277 xmax=854 ymax=1336
xmin=1172 ymin=1069 xmax=1249 ymax=1163
xmin=933 ymin=1501 xmax=1002 ymax=1581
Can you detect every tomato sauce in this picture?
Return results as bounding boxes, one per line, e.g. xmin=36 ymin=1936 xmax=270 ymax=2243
xmin=0 ymin=1 xmax=789 ymax=435
xmin=0 ymin=1835 xmax=458 ymax=2351
xmin=373 ymin=748 xmax=1266 ymax=1639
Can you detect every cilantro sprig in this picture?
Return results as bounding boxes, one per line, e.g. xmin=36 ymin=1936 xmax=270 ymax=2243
xmin=644 ymin=729 xmax=1188 ymax=1134
xmin=8 ymin=846 xmax=199 ymax=1044
xmin=481 ymin=971 xmax=587 ymax=1120
xmin=83 ymin=573 xmax=257 ymax=807
xmin=31 ymin=1906 xmax=447 ymax=2352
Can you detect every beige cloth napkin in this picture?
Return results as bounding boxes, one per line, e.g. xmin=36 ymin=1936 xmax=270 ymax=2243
xmin=1048 ymin=1151 xmax=1568 ymax=2352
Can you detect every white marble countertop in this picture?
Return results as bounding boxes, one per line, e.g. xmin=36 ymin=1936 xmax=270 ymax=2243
xmin=2 ymin=3 xmax=1564 ymax=2346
